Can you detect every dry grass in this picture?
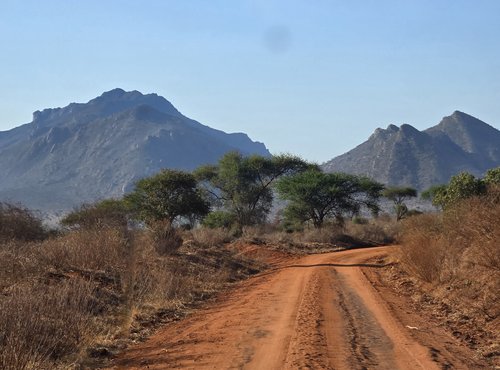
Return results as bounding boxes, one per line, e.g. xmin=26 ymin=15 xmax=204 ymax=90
xmin=400 ymin=189 xmax=500 ymax=284
xmin=186 ymin=227 xmax=233 ymax=248
xmin=398 ymin=189 xmax=499 ymax=363
xmin=345 ymin=217 xmax=400 ymax=245
xmin=0 ymin=222 xmax=262 ymax=369
xmin=146 ymin=220 xmax=183 ymax=255
xmin=234 ymin=218 xmax=399 ymax=254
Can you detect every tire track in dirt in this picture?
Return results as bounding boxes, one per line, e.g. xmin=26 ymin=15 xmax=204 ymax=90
xmin=107 ymin=247 xmax=487 ymax=369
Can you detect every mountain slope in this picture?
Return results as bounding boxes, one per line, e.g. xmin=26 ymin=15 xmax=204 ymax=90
xmin=322 ymin=111 xmax=500 ymax=190
xmin=0 ymin=89 xmax=270 ymax=211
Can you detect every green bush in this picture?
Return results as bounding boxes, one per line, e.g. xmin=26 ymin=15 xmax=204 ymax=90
xmin=202 ymin=211 xmax=235 ymax=229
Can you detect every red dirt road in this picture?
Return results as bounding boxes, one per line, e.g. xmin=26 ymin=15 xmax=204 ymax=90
xmin=108 ymin=246 xmax=487 ymax=369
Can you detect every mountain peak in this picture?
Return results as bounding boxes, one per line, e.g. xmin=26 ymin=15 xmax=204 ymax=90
xmin=90 ymin=88 xmax=153 ymax=105
xmin=323 ymin=111 xmax=500 ymax=190
xmin=0 ymin=89 xmax=271 ymax=212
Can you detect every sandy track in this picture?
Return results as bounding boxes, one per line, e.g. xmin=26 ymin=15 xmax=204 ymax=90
xmin=108 ymin=246 xmax=486 ymax=369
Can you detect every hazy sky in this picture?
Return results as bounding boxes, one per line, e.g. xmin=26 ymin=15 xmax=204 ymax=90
xmin=1 ymin=0 xmax=499 ymax=162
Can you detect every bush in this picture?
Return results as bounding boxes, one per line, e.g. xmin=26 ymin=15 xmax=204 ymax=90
xmin=0 ymin=203 xmax=47 ymax=242
xmin=346 ymin=218 xmax=399 ymax=245
xmin=147 ymin=220 xmax=183 ymax=255
xmin=400 ymin=187 xmax=500 ymax=282
xmin=39 ymin=227 xmax=129 ymax=274
xmin=202 ymin=211 xmax=235 ymax=229
xmin=399 ymin=214 xmax=447 ymax=282
xmin=189 ymin=227 xmax=233 ymax=248
xmin=61 ymin=199 xmax=129 ymax=229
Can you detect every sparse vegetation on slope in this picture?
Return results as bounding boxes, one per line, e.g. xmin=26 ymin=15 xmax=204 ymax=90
xmin=0 ymin=211 xmax=262 ymax=369
xmin=397 ymin=171 xmax=499 ymax=364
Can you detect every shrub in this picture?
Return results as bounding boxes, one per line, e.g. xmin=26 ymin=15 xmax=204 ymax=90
xmin=399 ymin=213 xmax=447 ymax=282
xmin=0 ymin=203 xmax=46 ymax=242
xmin=189 ymin=227 xmax=233 ymax=248
xmin=202 ymin=211 xmax=235 ymax=229
xmin=147 ymin=220 xmax=183 ymax=255
xmin=39 ymin=227 xmax=129 ymax=274
xmin=400 ymin=187 xmax=500 ymax=282
xmin=61 ymin=199 xmax=129 ymax=229
xmin=346 ymin=218 xmax=399 ymax=245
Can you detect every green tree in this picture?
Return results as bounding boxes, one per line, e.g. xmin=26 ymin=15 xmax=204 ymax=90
xmin=484 ymin=167 xmax=500 ymax=186
xmin=382 ymin=186 xmax=417 ymax=221
xmin=276 ymin=170 xmax=383 ymax=228
xmin=421 ymin=184 xmax=447 ymax=206
xmin=125 ymin=169 xmax=210 ymax=225
xmin=431 ymin=172 xmax=486 ymax=209
xmin=201 ymin=210 xmax=235 ymax=229
xmin=195 ymin=152 xmax=312 ymax=229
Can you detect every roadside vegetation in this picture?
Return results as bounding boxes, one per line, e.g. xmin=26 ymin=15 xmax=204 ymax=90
xmin=396 ymin=167 xmax=500 ymax=364
xmin=5 ymin=152 xmax=496 ymax=368
xmin=0 ymin=204 xmax=261 ymax=369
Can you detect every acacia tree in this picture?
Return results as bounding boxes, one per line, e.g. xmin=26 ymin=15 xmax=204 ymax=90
xmin=382 ymin=186 xmax=417 ymax=221
xmin=124 ymin=169 xmax=210 ymax=225
xmin=424 ymin=172 xmax=486 ymax=210
xmin=422 ymin=169 xmax=500 ymax=209
xmin=195 ymin=152 xmax=313 ymax=229
xmin=276 ymin=170 xmax=383 ymax=229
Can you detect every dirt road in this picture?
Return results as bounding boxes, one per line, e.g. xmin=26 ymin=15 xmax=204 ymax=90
xmin=109 ymin=246 xmax=487 ymax=369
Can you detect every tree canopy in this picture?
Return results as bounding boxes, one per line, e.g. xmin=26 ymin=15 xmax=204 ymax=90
xmin=194 ymin=152 xmax=313 ymax=229
xmin=426 ymin=172 xmax=486 ymax=209
xmin=61 ymin=198 xmax=129 ymax=229
xmin=484 ymin=167 xmax=500 ymax=186
xmin=382 ymin=186 xmax=417 ymax=221
xmin=276 ymin=170 xmax=384 ymax=228
xmin=124 ymin=169 xmax=210 ymax=225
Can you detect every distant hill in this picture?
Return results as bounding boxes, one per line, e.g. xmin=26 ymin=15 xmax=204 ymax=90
xmin=322 ymin=111 xmax=500 ymax=190
xmin=0 ymin=88 xmax=270 ymax=212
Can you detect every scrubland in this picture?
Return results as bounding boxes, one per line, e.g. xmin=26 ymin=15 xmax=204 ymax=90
xmin=0 ymin=204 xmax=399 ymax=369
xmin=0 ymin=208 xmax=261 ymax=369
xmin=395 ymin=187 xmax=499 ymax=363
xmin=3 ymin=188 xmax=498 ymax=368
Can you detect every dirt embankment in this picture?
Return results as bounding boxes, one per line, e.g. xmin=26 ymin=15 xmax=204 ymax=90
xmin=108 ymin=246 xmax=489 ymax=369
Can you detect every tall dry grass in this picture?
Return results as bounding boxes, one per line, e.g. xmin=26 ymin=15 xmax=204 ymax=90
xmin=398 ymin=188 xmax=499 ymax=364
xmin=399 ymin=187 xmax=500 ymax=333
xmin=0 ymin=220 xmax=261 ymax=369
xmin=400 ymin=188 xmax=500 ymax=283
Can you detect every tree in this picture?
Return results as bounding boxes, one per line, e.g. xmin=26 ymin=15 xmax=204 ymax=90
xmin=276 ymin=170 xmax=383 ymax=228
xmin=124 ymin=169 xmax=210 ymax=225
xmin=382 ymin=186 xmax=417 ymax=221
xmin=431 ymin=172 xmax=486 ymax=209
xmin=421 ymin=184 xmax=447 ymax=208
xmin=484 ymin=167 xmax=500 ymax=186
xmin=61 ymin=199 xmax=129 ymax=229
xmin=195 ymin=152 xmax=312 ymax=229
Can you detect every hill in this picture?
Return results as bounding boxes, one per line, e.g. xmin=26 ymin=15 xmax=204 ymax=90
xmin=322 ymin=111 xmax=500 ymax=190
xmin=0 ymin=88 xmax=270 ymax=211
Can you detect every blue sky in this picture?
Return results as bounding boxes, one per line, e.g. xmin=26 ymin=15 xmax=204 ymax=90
xmin=1 ymin=0 xmax=499 ymax=162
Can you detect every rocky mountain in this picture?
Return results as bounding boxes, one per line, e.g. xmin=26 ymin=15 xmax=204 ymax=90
xmin=0 ymin=88 xmax=270 ymax=212
xmin=322 ymin=111 xmax=500 ymax=190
